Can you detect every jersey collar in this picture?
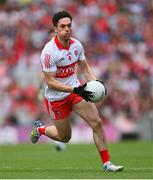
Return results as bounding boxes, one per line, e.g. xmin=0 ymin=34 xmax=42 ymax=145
xmin=54 ymin=36 xmax=74 ymax=50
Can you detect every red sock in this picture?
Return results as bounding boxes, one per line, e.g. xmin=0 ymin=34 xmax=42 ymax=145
xmin=37 ymin=126 xmax=47 ymax=135
xmin=99 ymin=149 xmax=110 ymax=163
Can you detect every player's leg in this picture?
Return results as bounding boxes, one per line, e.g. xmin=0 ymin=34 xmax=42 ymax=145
xmin=45 ymin=116 xmax=72 ymax=143
xmin=31 ymin=96 xmax=72 ymax=144
xmin=30 ymin=116 xmax=71 ymax=143
xmin=72 ymin=100 xmax=107 ymax=150
xmin=72 ymin=99 xmax=123 ymax=172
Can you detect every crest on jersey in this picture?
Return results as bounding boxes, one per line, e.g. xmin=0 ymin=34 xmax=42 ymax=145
xmin=44 ymin=53 xmax=51 ymax=69
xmin=74 ymin=50 xmax=78 ymax=56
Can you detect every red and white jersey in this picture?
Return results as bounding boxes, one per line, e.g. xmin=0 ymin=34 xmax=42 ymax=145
xmin=40 ymin=36 xmax=86 ymax=102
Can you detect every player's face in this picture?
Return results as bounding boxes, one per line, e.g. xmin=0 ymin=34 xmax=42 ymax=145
xmin=55 ymin=17 xmax=72 ymax=40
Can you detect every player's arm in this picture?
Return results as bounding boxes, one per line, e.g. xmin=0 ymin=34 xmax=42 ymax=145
xmin=77 ymin=60 xmax=97 ymax=81
xmin=77 ymin=60 xmax=107 ymax=94
xmin=43 ymin=71 xmax=74 ymax=93
xmin=43 ymin=71 xmax=93 ymax=101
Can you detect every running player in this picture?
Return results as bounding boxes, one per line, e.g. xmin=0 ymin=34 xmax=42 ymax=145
xmin=31 ymin=10 xmax=123 ymax=172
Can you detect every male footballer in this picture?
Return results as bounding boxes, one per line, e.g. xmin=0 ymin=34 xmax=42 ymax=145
xmin=31 ymin=10 xmax=123 ymax=172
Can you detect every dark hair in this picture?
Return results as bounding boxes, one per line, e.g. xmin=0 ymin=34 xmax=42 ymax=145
xmin=52 ymin=10 xmax=72 ymax=27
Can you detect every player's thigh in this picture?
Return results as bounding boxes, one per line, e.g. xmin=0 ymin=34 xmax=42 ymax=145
xmin=53 ymin=116 xmax=72 ymax=138
xmin=72 ymin=100 xmax=100 ymax=125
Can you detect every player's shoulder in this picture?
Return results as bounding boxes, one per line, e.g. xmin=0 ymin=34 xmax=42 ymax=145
xmin=41 ymin=38 xmax=56 ymax=58
xmin=40 ymin=38 xmax=57 ymax=63
xmin=71 ymin=37 xmax=84 ymax=50
xmin=71 ymin=37 xmax=83 ymax=45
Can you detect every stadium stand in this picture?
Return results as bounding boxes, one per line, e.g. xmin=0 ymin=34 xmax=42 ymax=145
xmin=0 ymin=0 xmax=153 ymax=142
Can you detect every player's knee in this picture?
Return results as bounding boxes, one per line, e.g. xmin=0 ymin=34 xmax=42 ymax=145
xmin=91 ymin=118 xmax=102 ymax=131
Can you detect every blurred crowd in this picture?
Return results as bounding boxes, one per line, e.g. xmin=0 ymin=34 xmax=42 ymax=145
xmin=0 ymin=0 xmax=153 ymax=128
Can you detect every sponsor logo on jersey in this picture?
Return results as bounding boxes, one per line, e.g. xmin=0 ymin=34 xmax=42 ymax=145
xmin=59 ymin=57 xmax=65 ymax=62
xmin=56 ymin=62 xmax=76 ymax=78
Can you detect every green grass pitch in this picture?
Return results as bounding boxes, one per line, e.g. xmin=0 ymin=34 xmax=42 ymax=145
xmin=0 ymin=141 xmax=153 ymax=179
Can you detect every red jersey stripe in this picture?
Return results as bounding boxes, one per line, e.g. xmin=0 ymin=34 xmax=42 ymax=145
xmin=44 ymin=54 xmax=51 ymax=69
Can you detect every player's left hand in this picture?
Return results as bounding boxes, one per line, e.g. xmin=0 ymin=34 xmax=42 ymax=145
xmin=96 ymin=80 xmax=107 ymax=95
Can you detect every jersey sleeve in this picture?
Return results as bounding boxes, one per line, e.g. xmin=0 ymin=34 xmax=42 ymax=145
xmin=78 ymin=41 xmax=86 ymax=61
xmin=40 ymin=50 xmax=57 ymax=72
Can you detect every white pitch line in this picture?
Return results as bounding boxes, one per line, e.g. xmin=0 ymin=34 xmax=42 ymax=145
xmin=3 ymin=166 xmax=153 ymax=171
xmin=127 ymin=167 xmax=153 ymax=170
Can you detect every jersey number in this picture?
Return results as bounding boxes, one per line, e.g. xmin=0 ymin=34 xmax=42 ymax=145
xmin=68 ymin=55 xmax=71 ymax=60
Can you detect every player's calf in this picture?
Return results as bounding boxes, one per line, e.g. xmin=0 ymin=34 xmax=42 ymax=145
xmin=58 ymin=134 xmax=71 ymax=143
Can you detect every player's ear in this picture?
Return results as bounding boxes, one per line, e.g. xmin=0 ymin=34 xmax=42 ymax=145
xmin=54 ymin=26 xmax=58 ymax=33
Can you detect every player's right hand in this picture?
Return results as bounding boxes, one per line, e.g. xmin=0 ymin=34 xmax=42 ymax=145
xmin=73 ymin=84 xmax=94 ymax=102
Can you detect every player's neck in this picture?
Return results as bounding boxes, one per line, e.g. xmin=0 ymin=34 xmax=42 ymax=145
xmin=57 ymin=36 xmax=70 ymax=48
